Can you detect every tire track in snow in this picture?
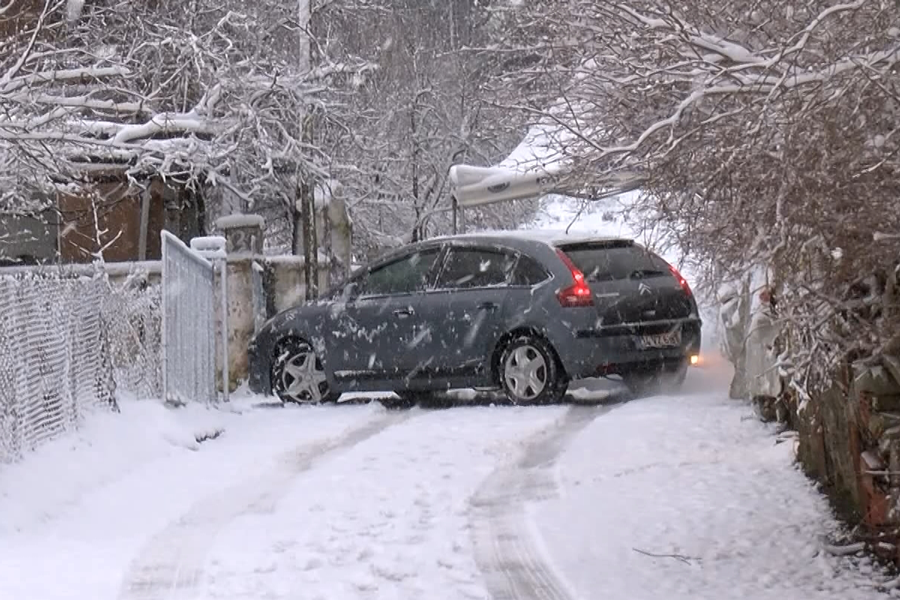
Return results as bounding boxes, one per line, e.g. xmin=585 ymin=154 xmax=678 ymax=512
xmin=470 ymin=404 xmax=616 ymax=600
xmin=118 ymin=409 xmax=419 ymax=600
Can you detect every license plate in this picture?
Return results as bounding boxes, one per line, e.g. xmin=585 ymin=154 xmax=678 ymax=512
xmin=640 ymin=329 xmax=681 ymax=349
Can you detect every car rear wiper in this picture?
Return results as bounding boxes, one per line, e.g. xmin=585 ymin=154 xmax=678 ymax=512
xmin=628 ymin=269 xmax=667 ymax=279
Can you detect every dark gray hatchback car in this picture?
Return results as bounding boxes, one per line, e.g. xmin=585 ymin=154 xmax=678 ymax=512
xmin=248 ymin=232 xmax=702 ymax=405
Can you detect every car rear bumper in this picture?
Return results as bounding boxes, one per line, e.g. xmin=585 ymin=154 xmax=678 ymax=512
xmin=556 ymin=318 xmax=701 ymax=379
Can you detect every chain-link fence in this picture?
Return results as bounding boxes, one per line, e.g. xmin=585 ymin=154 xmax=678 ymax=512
xmin=105 ymin=273 xmax=162 ymax=400
xmin=0 ymin=271 xmax=116 ymax=462
xmin=0 ymin=266 xmax=164 ymax=463
xmin=0 ymin=229 xmax=229 ymax=462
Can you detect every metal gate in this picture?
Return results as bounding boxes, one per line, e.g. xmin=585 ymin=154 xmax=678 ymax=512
xmin=161 ymin=230 xmax=216 ymax=405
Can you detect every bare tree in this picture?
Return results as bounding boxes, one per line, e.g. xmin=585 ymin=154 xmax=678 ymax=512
xmin=1 ymin=0 xmax=539 ymax=266
xmin=316 ymin=0 xmax=537 ymax=258
xmin=0 ymin=0 xmax=374 ymax=247
xmin=491 ymin=0 xmax=900 ymax=395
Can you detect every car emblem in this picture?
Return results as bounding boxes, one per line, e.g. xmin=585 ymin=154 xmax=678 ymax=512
xmin=638 ymin=282 xmax=652 ymax=296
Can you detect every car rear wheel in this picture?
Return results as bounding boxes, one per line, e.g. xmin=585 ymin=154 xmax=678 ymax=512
xmin=499 ymin=336 xmax=567 ymax=405
xmin=272 ymin=338 xmax=339 ymax=404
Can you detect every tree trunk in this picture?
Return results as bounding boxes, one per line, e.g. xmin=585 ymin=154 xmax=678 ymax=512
xmin=410 ymin=96 xmax=421 ymax=242
xmin=299 ymin=169 xmax=318 ymax=300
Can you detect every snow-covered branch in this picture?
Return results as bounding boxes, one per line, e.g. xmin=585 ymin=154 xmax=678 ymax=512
xmin=491 ymin=0 xmax=900 ymax=396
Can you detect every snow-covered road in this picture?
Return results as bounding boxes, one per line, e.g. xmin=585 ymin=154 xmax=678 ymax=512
xmin=0 ymin=363 xmax=889 ymax=600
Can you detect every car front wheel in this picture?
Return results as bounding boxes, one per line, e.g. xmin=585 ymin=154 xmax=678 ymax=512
xmin=499 ymin=336 xmax=567 ymax=405
xmin=271 ymin=338 xmax=339 ymax=404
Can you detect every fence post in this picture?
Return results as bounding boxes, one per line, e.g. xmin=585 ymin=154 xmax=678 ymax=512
xmin=161 ymin=233 xmax=168 ymax=404
xmin=221 ymin=256 xmax=229 ymax=401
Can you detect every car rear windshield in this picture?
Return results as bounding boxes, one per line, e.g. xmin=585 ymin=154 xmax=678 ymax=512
xmin=557 ymin=241 xmax=669 ymax=282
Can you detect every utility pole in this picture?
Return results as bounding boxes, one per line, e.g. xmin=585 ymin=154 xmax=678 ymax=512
xmin=296 ymin=0 xmax=319 ymax=300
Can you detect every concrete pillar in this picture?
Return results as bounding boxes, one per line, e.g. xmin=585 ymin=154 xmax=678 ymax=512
xmin=215 ymin=214 xmax=266 ymax=387
xmin=325 ymin=182 xmax=352 ymax=285
xmin=217 ymin=214 xmax=265 ymax=255
xmin=212 ymin=211 xmax=338 ymax=390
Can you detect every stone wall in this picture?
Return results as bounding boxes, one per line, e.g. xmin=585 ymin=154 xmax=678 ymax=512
xmin=789 ymin=356 xmax=900 ymax=558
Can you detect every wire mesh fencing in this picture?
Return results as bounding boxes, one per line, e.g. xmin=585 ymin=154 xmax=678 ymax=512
xmin=0 ymin=265 xmax=166 ymax=463
xmin=0 ymin=228 xmax=229 ymax=462
xmin=0 ymin=271 xmax=116 ymax=463
xmin=104 ymin=272 xmax=162 ymax=400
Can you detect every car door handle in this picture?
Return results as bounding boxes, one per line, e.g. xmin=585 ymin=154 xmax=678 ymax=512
xmin=393 ymin=306 xmax=415 ymax=318
xmin=477 ymin=301 xmax=499 ymax=312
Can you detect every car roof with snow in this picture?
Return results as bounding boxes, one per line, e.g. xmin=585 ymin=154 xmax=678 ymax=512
xmin=431 ymin=229 xmax=634 ymax=248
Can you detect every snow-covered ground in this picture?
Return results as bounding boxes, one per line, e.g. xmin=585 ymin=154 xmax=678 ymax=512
xmin=0 ymin=197 xmax=889 ymax=600
xmin=536 ymin=362 xmax=887 ymax=600
xmin=0 ymin=399 xmax=387 ymax=599
xmin=1 ymin=365 xmax=890 ymax=600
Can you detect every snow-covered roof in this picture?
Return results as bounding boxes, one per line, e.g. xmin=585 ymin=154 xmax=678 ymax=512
xmin=215 ymin=214 xmax=266 ymax=230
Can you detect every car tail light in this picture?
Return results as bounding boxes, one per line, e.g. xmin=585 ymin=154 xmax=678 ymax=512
xmin=555 ymin=249 xmax=594 ymax=307
xmin=669 ymin=264 xmax=693 ymax=296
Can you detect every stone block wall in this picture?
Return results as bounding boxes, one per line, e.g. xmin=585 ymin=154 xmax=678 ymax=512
xmin=791 ymin=356 xmax=900 ymax=558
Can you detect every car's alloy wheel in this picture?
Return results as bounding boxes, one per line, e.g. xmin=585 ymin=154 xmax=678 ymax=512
xmin=499 ymin=336 xmax=566 ymax=405
xmin=272 ymin=339 xmax=337 ymax=404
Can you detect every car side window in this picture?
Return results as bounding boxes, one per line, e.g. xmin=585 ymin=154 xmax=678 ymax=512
xmin=435 ymin=247 xmax=517 ymax=290
xmin=356 ymin=248 xmax=440 ymax=297
xmin=510 ymin=254 xmax=550 ymax=286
